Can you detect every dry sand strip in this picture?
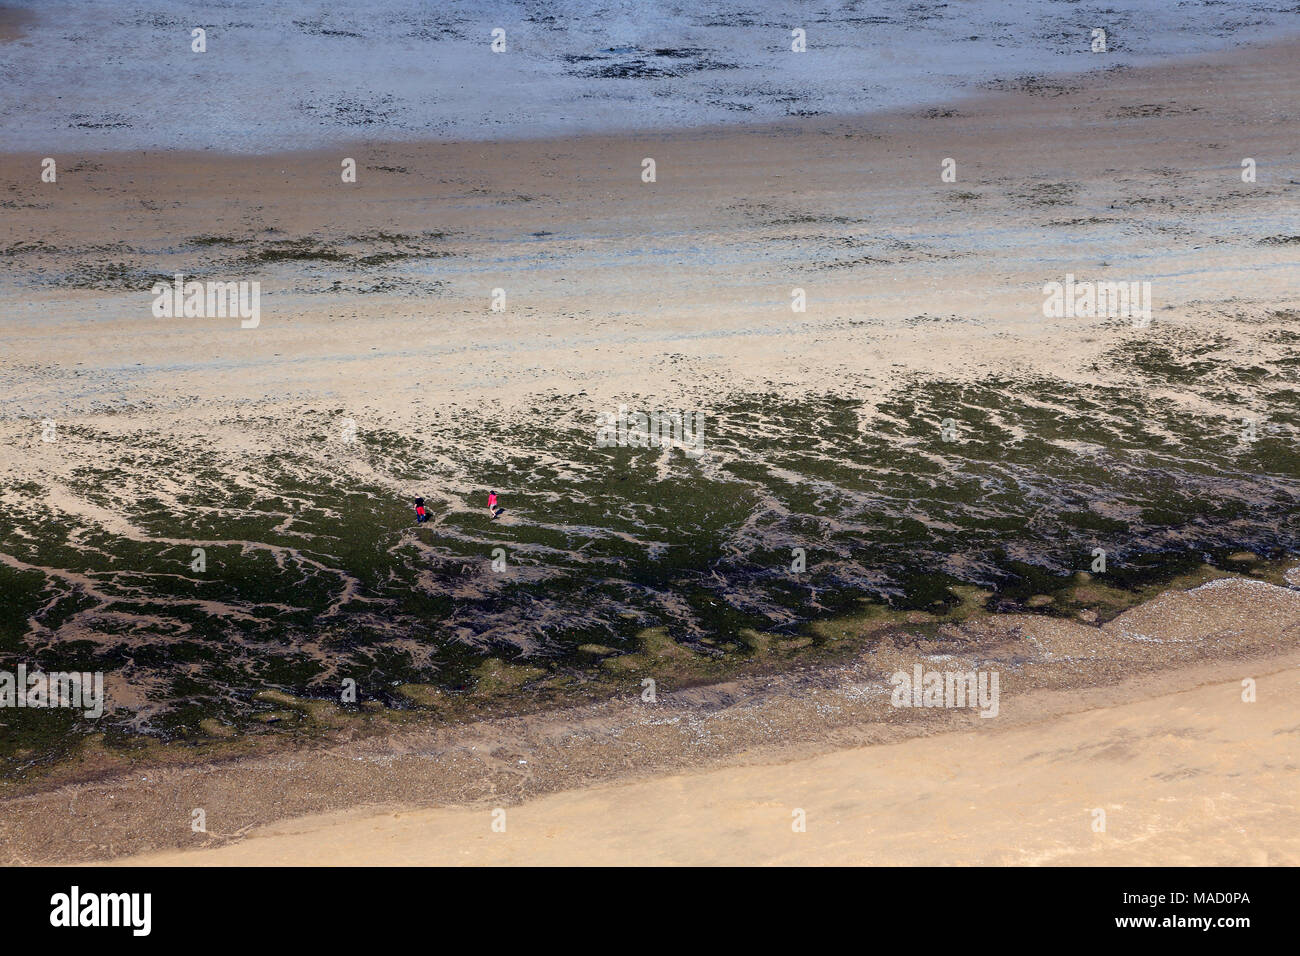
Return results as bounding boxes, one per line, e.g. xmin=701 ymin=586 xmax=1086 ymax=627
xmin=114 ymin=664 xmax=1300 ymax=866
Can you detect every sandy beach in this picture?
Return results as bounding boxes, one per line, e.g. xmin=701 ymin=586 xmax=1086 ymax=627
xmin=116 ymin=659 xmax=1300 ymax=866
xmin=1 ymin=6 xmax=1298 ymax=866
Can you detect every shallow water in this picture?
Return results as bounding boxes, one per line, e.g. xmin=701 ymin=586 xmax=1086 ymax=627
xmin=5 ymin=0 xmax=1300 ymax=152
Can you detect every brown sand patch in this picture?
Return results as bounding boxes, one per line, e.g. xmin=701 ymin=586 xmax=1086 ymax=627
xmin=0 ymin=6 xmax=35 ymax=42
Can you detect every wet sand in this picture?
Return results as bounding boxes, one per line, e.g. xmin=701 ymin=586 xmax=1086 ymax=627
xmin=0 ymin=6 xmax=34 ymax=42
xmin=3 ymin=39 xmax=1298 ymax=427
